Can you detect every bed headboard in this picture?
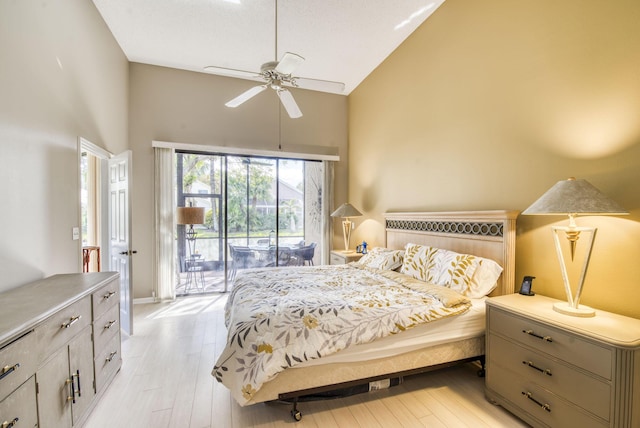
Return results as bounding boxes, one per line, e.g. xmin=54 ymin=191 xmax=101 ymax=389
xmin=384 ymin=210 xmax=518 ymax=297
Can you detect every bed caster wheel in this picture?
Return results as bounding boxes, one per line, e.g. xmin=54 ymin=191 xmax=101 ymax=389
xmin=291 ymin=409 xmax=302 ymax=421
xmin=477 ymin=368 xmax=485 ymax=377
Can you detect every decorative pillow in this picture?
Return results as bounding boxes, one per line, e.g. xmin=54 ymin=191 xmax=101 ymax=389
xmin=401 ymin=244 xmax=495 ymax=296
xmin=465 ymin=257 xmax=503 ymax=298
xmin=433 ymin=249 xmax=480 ymax=294
xmin=358 ymin=247 xmax=404 ymax=271
xmin=400 ymin=243 xmax=439 ymax=283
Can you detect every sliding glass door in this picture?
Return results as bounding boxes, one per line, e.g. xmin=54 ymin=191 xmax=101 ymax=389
xmin=175 ymin=152 xmax=325 ymax=295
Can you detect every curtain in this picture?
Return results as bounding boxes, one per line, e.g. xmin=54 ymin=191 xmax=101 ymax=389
xmin=320 ymin=160 xmax=334 ymax=265
xmin=154 ymin=147 xmax=176 ymax=301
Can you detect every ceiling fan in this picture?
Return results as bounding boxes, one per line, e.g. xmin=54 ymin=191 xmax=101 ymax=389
xmin=203 ymin=1 xmax=345 ymax=119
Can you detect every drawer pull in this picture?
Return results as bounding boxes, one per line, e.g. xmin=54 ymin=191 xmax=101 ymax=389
xmin=104 ymin=319 xmax=118 ymax=330
xmin=522 ymin=391 xmax=551 ymax=412
xmin=0 ymin=363 xmax=20 ymax=381
xmin=106 ymin=351 xmax=118 ymax=363
xmin=522 ymin=329 xmax=553 ymax=342
xmin=102 ymin=291 xmax=117 ymax=300
xmin=61 ymin=315 xmax=81 ymax=329
xmin=522 ymin=360 xmax=552 ymax=376
xmin=1 ymin=418 xmax=19 ymax=428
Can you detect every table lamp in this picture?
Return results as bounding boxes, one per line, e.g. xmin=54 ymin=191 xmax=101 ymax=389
xmin=177 ymin=206 xmax=205 ymax=256
xmin=331 ymin=203 xmax=362 ymax=253
xmin=523 ymin=177 xmax=628 ymax=317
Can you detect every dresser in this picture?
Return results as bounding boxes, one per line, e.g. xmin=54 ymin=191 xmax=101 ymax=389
xmin=485 ymin=294 xmax=640 ymax=428
xmin=329 ymin=250 xmax=364 ymax=265
xmin=0 ymin=272 xmax=121 ymax=428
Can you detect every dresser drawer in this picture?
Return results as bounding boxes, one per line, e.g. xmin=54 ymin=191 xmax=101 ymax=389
xmin=489 ymin=307 xmax=612 ymax=379
xmin=93 ymin=303 xmax=120 ymax=355
xmin=489 ymin=333 xmax=610 ymax=421
xmin=488 ymin=364 xmax=607 ymax=428
xmin=94 ymin=333 xmax=121 ymax=393
xmin=330 ymin=253 xmax=345 ymax=265
xmin=0 ymin=331 xmax=38 ymax=402
xmin=92 ymin=278 xmax=119 ymax=320
xmin=0 ymin=376 xmax=38 ymax=428
xmin=36 ymin=296 xmax=92 ymax=363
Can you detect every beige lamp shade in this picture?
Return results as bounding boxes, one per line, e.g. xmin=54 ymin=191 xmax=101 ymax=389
xmin=522 ymin=178 xmax=628 ymax=216
xmin=177 ymin=207 xmax=205 ymax=225
xmin=331 ymin=203 xmax=363 ymax=218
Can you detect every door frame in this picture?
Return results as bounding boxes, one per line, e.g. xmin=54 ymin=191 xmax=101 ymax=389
xmin=78 ymin=137 xmax=111 ymax=272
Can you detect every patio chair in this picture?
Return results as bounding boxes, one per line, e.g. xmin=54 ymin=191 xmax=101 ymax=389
xmin=229 ymin=244 xmax=256 ymax=280
xmin=299 ymin=242 xmax=317 ymax=266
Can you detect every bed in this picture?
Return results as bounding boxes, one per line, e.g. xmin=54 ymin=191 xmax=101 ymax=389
xmin=214 ymin=210 xmax=518 ymax=420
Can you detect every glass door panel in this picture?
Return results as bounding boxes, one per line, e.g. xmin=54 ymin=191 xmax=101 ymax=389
xmin=175 ymin=152 xmax=325 ymax=295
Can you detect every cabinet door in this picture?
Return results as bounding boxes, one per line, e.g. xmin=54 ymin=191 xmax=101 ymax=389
xmin=36 ymin=348 xmax=72 ymax=428
xmin=68 ymin=326 xmax=95 ymax=426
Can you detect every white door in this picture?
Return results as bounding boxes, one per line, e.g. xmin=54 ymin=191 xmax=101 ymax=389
xmin=108 ymin=151 xmax=133 ymax=335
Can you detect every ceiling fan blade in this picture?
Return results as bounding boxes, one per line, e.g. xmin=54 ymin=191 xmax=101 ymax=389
xmin=275 ymin=52 xmax=305 ymax=75
xmin=290 ymin=77 xmax=345 ymax=94
xmin=204 ymin=65 xmax=263 ymax=82
xmin=276 ymin=88 xmax=303 ymax=119
xmin=225 ymin=85 xmax=268 ymax=108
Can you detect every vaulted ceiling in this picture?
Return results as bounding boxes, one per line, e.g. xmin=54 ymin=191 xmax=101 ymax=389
xmin=93 ymin=0 xmax=444 ymax=95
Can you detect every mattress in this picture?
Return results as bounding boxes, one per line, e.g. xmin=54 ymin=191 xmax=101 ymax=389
xmin=297 ymin=297 xmax=486 ymax=367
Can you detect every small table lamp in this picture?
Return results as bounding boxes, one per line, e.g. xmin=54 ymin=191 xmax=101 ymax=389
xmin=331 ymin=203 xmax=362 ymax=253
xmin=523 ymin=177 xmax=628 ymax=317
xmin=177 ymin=206 xmax=205 ymax=256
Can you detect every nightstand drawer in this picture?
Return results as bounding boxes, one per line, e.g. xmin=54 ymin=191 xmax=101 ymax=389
xmin=488 ymin=364 xmax=607 ymax=428
xmin=489 ymin=307 xmax=612 ymax=379
xmin=489 ymin=333 xmax=610 ymax=420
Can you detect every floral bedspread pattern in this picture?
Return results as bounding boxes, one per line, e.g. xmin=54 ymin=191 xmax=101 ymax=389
xmin=212 ymin=263 xmax=471 ymax=405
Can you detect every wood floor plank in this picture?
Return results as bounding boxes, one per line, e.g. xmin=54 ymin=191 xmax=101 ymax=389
xmin=84 ymin=295 xmax=530 ymax=428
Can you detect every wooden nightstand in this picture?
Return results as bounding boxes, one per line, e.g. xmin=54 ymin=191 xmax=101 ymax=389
xmin=485 ymin=294 xmax=640 ymax=428
xmin=329 ymin=250 xmax=364 ymax=265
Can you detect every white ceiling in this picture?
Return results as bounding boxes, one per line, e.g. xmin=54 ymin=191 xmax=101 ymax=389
xmin=92 ymin=0 xmax=444 ymax=95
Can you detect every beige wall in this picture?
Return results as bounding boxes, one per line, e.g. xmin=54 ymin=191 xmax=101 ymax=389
xmin=0 ymin=0 xmax=128 ymax=292
xmin=348 ymin=0 xmax=640 ymax=318
xmin=128 ymin=63 xmax=348 ymax=298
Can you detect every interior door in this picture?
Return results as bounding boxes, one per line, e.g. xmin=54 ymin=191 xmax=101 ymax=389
xmin=108 ymin=151 xmax=133 ymax=335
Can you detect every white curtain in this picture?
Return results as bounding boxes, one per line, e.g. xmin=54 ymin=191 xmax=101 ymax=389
xmin=154 ymin=147 xmax=176 ymax=301
xmin=321 ymin=160 xmax=334 ymax=265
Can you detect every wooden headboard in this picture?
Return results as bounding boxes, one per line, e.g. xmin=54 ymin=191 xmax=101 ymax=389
xmin=385 ymin=210 xmax=518 ymax=297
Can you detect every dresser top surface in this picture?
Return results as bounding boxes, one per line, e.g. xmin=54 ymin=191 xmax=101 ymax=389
xmin=0 ymin=272 xmax=119 ymax=345
xmin=487 ymin=293 xmax=640 ymax=348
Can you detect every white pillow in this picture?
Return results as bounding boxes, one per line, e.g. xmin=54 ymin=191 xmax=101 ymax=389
xmin=465 ymin=257 xmax=503 ymax=298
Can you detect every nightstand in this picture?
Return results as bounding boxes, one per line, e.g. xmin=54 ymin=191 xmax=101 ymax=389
xmin=485 ymin=294 xmax=640 ymax=428
xmin=329 ymin=250 xmax=363 ymax=265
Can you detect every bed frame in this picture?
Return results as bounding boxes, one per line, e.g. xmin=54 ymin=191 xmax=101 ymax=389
xmin=249 ymin=210 xmax=518 ymax=420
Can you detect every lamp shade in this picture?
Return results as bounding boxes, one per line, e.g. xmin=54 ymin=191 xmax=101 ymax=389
xmin=522 ymin=178 xmax=628 ymax=216
xmin=177 ymin=207 xmax=205 ymax=225
xmin=331 ymin=203 xmax=362 ymax=218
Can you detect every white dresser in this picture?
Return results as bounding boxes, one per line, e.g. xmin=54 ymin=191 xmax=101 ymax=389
xmin=329 ymin=250 xmax=364 ymax=265
xmin=0 ymin=272 xmax=121 ymax=428
xmin=485 ymin=294 xmax=640 ymax=428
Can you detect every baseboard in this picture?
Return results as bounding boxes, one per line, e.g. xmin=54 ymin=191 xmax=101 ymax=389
xmin=133 ymin=297 xmax=155 ymax=305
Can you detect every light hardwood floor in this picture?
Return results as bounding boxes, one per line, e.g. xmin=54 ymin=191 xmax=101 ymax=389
xmin=85 ymin=294 xmax=529 ymax=428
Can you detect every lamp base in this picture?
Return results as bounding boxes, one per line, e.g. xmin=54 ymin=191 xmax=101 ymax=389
xmin=553 ymin=302 xmax=595 ymax=318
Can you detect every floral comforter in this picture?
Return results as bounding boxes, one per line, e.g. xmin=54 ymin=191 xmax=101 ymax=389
xmin=212 ymin=263 xmax=471 ymax=405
